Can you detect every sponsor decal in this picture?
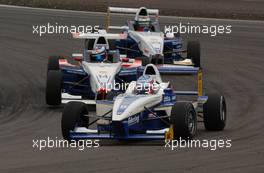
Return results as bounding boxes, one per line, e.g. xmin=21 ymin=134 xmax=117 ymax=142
xmin=163 ymin=96 xmax=171 ymax=102
xmin=128 ymin=115 xmax=140 ymax=126
xmin=117 ymin=95 xmax=144 ymax=115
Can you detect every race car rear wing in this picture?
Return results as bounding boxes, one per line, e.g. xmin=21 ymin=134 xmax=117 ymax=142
xmin=106 ymin=7 xmax=159 ymax=31
xmin=120 ymin=65 xmax=203 ymax=97
xmin=72 ymin=32 xmax=127 ymax=40
xmin=159 ymin=66 xmax=203 ymax=97
xmin=108 ymin=7 xmax=159 ymax=15
xmin=173 ymin=68 xmax=203 ymax=97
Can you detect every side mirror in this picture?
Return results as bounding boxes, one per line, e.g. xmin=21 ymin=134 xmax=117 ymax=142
xmin=121 ymin=57 xmax=129 ymax=62
xmin=121 ymin=57 xmax=135 ymax=63
xmin=165 ymin=32 xmax=174 ymax=39
xmin=108 ymin=25 xmax=129 ymax=31
xmin=122 ymin=26 xmax=129 ymax=31
xmin=72 ymin=53 xmax=83 ymax=61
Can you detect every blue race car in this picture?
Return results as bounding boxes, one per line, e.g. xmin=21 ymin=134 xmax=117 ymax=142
xmin=106 ymin=7 xmax=201 ymax=67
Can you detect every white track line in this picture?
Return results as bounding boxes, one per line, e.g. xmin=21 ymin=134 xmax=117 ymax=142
xmin=0 ymin=4 xmax=264 ymax=24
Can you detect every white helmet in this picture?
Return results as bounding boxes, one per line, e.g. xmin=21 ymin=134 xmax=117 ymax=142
xmin=135 ymin=7 xmax=151 ymax=23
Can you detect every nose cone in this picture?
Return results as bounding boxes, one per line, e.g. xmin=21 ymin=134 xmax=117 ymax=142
xmin=112 ymin=94 xmax=162 ymax=121
xmin=82 ymin=62 xmax=121 ymax=93
xmin=112 ymin=95 xmax=141 ymax=119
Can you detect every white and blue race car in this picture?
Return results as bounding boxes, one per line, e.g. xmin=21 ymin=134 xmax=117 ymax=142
xmin=46 ymin=32 xmax=130 ymax=106
xmin=105 ymin=7 xmax=201 ymax=68
xmin=61 ymin=64 xmax=226 ymax=141
xmin=46 ymin=31 xmax=200 ymax=106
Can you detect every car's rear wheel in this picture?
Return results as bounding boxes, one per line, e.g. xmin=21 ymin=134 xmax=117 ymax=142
xmin=108 ymin=39 xmax=116 ymax=50
xmin=187 ymin=41 xmax=200 ymax=67
xmin=47 ymin=56 xmax=64 ymax=72
xmin=85 ymin=39 xmax=95 ymax=50
xmin=203 ymin=93 xmax=227 ymax=131
xmin=170 ymin=102 xmax=197 ymax=139
xmin=46 ymin=70 xmax=62 ymax=105
xmin=151 ymin=56 xmax=164 ymax=65
xmin=61 ymin=102 xmax=89 ymax=141
xmin=141 ymin=56 xmax=164 ymax=66
xmin=106 ymin=91 xmax=122 ymax=100
xmin=141 ymin=56 xmax=151 ymax=66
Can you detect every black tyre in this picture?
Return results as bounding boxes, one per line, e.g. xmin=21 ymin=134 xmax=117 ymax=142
xmin=61 ymin=102 xmax=89 ymax=141
xmin=106 ymin=91 xmax=122 ymax=100
xmin=174 ymin=32 xmax=180 ymax=38
xmin=46 ymin=70 xmax=62 ymax=105
xmin=170 ymin=102 xmax=197 ymax=139
xmin=151 ymin=56 xmax=164 ymax=65
xmin=85 ymin=39 xmax=95 ymax=50
xmin=187 ymin=41 xmax=200 ymax=67
xmin=47 ymin=56 xmax=64 ymax=72
xmin=141 ymin=57 xmax=151 ymax=66
xmin=108 ymin=40 xmax=116 ymax=50
xmin=203 ymin=94 xmax=227 ymax=131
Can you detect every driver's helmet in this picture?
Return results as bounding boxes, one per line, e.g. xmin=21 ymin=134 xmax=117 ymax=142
xmin=90 ymin=46 xmax=107 ymax=62
xmin=135 ymin=75 xmax=156 ymax=94
xmin=135 ymin=16 xmax=151 ymax=32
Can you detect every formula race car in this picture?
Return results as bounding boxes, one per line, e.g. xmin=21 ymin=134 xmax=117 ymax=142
xmin=46 ymin=32 xmax=134 ymax=106
xmin=46 ymin=30 xmax=201 ymax=106
xmin=61 ymin=64 xmax=226 ymax=141
xmin=106 ymin=7 xmax=201 ymax=67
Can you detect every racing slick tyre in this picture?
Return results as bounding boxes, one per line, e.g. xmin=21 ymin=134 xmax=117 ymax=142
xmin=46 ymin=70 xmax=62 ymax=105
xmin=141 ymin=56 xmax=151 ymax=66
xmin=47 ymin=56 xmax=64 ymax=71
xmin=170 ymin=102 xmax=197 ymax=139
xmin=106 ymin=91 xmax=122 ymax=100
xmin=151 ymin=55 xmax=164 ymax=65
xmin=61 ymin=102 xmax=89 ymax=141
xmin=187 ymin=41 xmax=200 ymax=67
xmin=203 ymin=94 xmax=227 ymax=131
xmin=108 ymin=39 xmax=116 ymax=50
xmin=85 ymin=39 xmax=95 ymax=50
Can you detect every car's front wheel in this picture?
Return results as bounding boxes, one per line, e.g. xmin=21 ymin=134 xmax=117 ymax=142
xmin=47 ymin=56 xmax=64 ymax=72
xmin=61 ymin=102 xmax=89 ymax=141
xmin=170 ymin=102 xmax=197 ymax=139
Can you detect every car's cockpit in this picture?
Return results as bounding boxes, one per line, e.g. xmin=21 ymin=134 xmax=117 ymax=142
xmin=83 ymin=36 xmax=120 ymax=63
xmin=126 ymin=7 xmax=160 ymax=32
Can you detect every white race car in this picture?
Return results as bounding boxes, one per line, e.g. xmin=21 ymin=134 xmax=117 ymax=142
xmin=46 ymin=31 xmax=134 ymax=106
xmin=61 ymin=64 xmax=226 ymax=141
xmin=106 ymin=7 xmax=201 ymax=68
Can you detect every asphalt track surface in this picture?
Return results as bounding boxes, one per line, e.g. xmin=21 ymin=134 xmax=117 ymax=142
xmin=1 ymin=0 xmax=264 ymax=20
xmin=0 ymin=5 xmax=264 ymax=173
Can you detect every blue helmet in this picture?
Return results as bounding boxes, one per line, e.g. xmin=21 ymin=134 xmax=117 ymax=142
xmin=91 ymin=47 xmax=107 ymax=62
